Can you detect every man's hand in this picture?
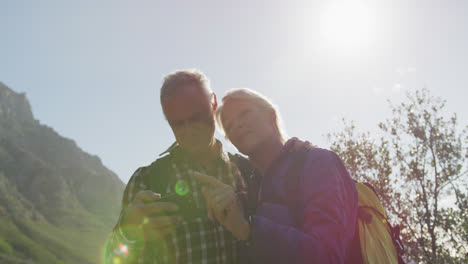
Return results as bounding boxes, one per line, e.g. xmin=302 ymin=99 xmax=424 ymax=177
xmin=193 ymin=172 xmax=251 ymax=241
xmin=121 ymin=190 xmax=182 ymax=240
xmin=288 ymin=137 xmax=316 ymax=152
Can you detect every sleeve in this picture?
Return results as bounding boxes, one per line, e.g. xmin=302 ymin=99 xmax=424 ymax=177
xmin=250 ymin=150 xmax=358 ymax=264
xmin=103 ymin=167 xmax=147 ymax=264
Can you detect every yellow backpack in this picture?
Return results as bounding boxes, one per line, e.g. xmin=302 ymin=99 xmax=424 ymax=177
xmin=355 ymin=182 xmax=404 ymax=264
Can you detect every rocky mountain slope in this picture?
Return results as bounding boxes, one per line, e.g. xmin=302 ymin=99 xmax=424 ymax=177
xmin=0 ymin=82 xmax=125 ymax=263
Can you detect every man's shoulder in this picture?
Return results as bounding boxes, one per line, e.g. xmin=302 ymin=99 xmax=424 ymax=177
xmin=147 ymin=153 xmax=175 ymax=170
xmin=142 ymin=151 xmax=180 ymax=176
xmin=125 ymin=153 xmax=175 ymax=184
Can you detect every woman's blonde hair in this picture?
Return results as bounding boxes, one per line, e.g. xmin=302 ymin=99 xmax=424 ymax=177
xmin=216 ymin=88 xmax=287 ymax=141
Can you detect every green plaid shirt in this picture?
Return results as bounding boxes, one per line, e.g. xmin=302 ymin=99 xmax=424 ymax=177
xmin=105 ymin=141 xmax=249 ymax=264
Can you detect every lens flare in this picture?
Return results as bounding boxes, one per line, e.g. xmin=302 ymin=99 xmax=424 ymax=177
xmin=100 ymin=225 xmax=145 ymax=264
xmin=112 ymin=256 xmax=121 ymax=264
xmin=118 ymin=243 xmax=129 ymax=256
xmin=175 ymin=180 xmax=189 ymax=196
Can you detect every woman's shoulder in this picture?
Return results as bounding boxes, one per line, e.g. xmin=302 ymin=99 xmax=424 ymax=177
xmin=303 ymin=147 xmax=340 ymax=166
xmin=299 ymin=147 xmax=353 ymax=185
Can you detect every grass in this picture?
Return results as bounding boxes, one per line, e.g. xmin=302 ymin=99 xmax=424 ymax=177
xmin=0 ymin=218 xmax=59 ymax=263
xmin=0 ymin=213 xmax=114 ymax=264
xmin=0 ymin=237 xmax=13 ymax=255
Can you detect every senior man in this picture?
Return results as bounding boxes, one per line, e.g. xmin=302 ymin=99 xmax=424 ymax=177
xmin=105 ymin=70 xmax=251 ymax=264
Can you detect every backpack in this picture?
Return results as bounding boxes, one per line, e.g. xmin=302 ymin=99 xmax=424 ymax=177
xmin=283 ymin=148 xmax=405 ymax=264
xmin=354 ymin=181 xmax=405 ymax=264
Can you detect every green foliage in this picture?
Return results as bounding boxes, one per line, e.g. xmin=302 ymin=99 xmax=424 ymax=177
xmin=328 ymin=88 xmax=468 ymax=263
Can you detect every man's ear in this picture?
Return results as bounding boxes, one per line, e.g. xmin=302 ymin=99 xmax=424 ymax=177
xmin=211 ymin=93 xmax=218 ymax=113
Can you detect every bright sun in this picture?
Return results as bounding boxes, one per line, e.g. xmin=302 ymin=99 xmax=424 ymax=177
xmin=318 ymin=2 xmax=374 ymax=51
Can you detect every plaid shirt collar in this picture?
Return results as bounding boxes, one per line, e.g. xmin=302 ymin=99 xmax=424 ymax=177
xmin=159 ymin=139 xmax=230 ymax=164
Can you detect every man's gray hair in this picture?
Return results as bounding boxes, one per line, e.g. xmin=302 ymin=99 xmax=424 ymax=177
xmin=160 ymin=69 xmax=212 ymax=103
xmin=216 ymin=88 xmax=287 ymax=142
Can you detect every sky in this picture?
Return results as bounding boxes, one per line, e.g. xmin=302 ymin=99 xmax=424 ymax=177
xmin=1 ymin=0 xmax=467 ymax=183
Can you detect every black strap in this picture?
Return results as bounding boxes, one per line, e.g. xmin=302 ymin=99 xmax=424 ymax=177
xmin=146 ymin=154 xmax=174 ymax=194
xmin=282 ymin=148 xmax=310 ymax=228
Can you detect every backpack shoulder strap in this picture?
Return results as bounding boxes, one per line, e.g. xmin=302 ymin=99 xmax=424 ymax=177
xmin=284 ymin=148 xmax=310 ymax=226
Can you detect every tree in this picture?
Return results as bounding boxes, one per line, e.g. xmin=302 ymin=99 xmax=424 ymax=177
xmin=328 ymin=88 xmax=468 ymax=263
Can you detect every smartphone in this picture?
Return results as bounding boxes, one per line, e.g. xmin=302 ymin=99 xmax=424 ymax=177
xmin=158 ymin=192 xmax=204 ymax=220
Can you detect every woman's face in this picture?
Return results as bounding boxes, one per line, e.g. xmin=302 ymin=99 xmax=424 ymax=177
xmin=221 ymin=99 xmax=276 ymax=155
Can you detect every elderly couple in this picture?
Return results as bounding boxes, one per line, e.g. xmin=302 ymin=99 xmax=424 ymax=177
xmin=106 ymin=69 xmax=358 ymax=264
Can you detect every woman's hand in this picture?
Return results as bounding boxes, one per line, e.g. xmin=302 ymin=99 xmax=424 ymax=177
xmin=193 ymin=172 xmax=250 ymax=241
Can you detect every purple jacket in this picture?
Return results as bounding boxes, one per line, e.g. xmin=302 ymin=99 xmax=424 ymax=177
xmin=249 ymin=138 xmax=358 ymax=263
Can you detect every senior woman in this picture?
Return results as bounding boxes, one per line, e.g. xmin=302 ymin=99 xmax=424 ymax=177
xmin=193 ymin=88 xmax=358 ymax=263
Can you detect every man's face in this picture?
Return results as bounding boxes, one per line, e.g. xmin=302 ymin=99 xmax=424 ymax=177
xmin=221 ymin=99 xmax=275 ymax=156
xmin=163 ymin=84 xmax=216 ymax=154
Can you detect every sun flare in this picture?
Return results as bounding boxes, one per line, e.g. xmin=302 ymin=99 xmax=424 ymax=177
xmin=319 ymin=2 xmax=374 ymax=51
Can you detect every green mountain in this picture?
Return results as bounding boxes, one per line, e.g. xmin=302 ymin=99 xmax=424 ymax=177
xmin=0 ymin=82 xmax=125 ymax=263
